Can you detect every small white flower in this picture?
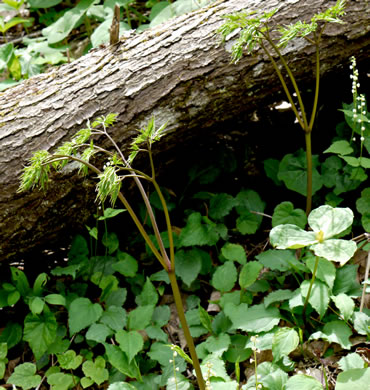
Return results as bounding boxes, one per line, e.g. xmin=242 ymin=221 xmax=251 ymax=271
xmin=176 ymin=367 xmax=179 ymax=371
xmin=250 ymin=358 xmax=254 ymax=363
xmin=358 ymin=119 xmax=362 ymax=123
xmin=353 ymin=137 xmax=356 ymax=141
xmin=353 ymin=108 xmax=357 ymax=113
xmin=357 ymin=83 xmax=360 ymax=87
xmin=361 ymin=136 xmax=365 ymax=141
xmin=361 ymin=126 xmax=365 ymax=131
xmin=363 ymin=111 xmax=366 ymax=115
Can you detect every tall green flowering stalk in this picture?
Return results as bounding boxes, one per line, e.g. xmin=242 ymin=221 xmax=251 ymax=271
xmin=219 ymin=0 xmax=346 ymax=214
xmin=18 ymin=114 xmax=206 ymax=390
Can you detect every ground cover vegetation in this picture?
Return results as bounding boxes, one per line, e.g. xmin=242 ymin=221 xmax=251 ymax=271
xmin=0 ymin=0 xmax=369 ymax=389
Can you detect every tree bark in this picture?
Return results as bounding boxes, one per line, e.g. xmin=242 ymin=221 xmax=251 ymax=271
xmin=0 ymin=0 xmax=369 ymax=262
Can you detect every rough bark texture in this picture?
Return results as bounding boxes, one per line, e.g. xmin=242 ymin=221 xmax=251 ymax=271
xmin=0 ymin=0 xmax=369 ymax=262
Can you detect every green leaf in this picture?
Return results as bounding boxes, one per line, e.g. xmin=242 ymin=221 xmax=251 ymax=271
xmin=86 ymin=323 xmax=112 ymax=343
xmin=28 ymin=0 xmax=63 ymax=7
xmin=336 ymin=368 xmax=370 ymax=390
xmin=98 ymin=208 xmax=126 ymax=220
xmin=100 ymin=305 xmax=127 ymax=331
xmin=116 ymin=330 xmax=144 ymax=362
xmin=264 ymin=158 xmax=281 ymax=186
xmin=166 ymin=374 xmax=191 ymax=389
xmin=285 ymin=374 xmax=322 ymax=390
xmin=331 ymin=293 xmax=355 ymax=321
xmin=113 ymin=251 xmax=138 ymax=277
xmin=338 ymin=353 xmax=366 ymax=370
xmin=198 ymin=306 xmax=213 ymax=334
xmin=23 ymin=311 xmax=58 ymax=360
xmin=236 ymin=212 xmax=260 ymax=234
xmin=0 ymin=322 xmax=22 ymax=349
xmin=324 ymin=140 xmax=354 ymax=155
xmin=57 ymin=350 xmax=83 ymax=370
xmin=68 ymin=297 xmax=103 ymax=335
xmin=33 ymin=272 xmax=47 ymax=295
xmin=272 ymin=327 xmax=299 ymax=361
xmin=29 ymin=296 xmax=45 ymax=315
xmin=209 ymin=193 xmax=236 ymax=219
xmin=105 ymin=343 xmax=141 ymax=380
xmin=353 ymin=311 xmax=370 ymax=336
xmin=272 ymin=201 xmax=307 ymax=229
xmin=7 ymin=363 xmax=42 ymax=390
xmin=301 ymin=280 xmax=330 ymax=318
xmin=107 ymin=382 xmax=136 ymax=390
xmin=202 ymin=333 xmax=231 ymax=357
xmin=221 ymin=243 xmax=246 ymax=265
xmin=278 ymin=150 xmax=322 ymax=196
xmin=264 ymin=289 xmax=295 ymax=308
xmin=239 ymin=261 xmax=263 ymax=289
xmin=224 ymin=334 xmax=251 ymax=363
xmin=179 ymin=212 xmax=220 ymax=247
xmin=212 ymin=261 xmax=237 ymax=292
xmin=42 ymin=0 xmax=95 ymax=44
xmin=235 ymin=189 xmax=265 ymax=225
xmin=82 ymin=356 xmax=109 ymax=385
xmin=136 ymin=277 xmax=158 ymax=306
xmin=225 ymin=303 xmax=280 ymax=332
xmin=152 ymin=305 xmax=171 ymax=327
xmin=310 ymin=320 xmax=352 ymax=349
xmin=333 ymin=264 xmax=361 ymax=295
xmin=44 ymin=294 xmax=66 ymax=306
xmin=102 ymin=232 xmax=119 ymax=254
xmin=175 ymin=249 xmax=203 ymax=287
xmin=306 ymin=255 xmax=336 ymax=289
xmin=256 ymin=249 xmax=307 ymax=272
xmin=246 ymin=361 xmax=288 ymax=390
xmin=0 ymin=343 xmax=7 ymax=380
xmin=356 ymin=188 xmax=370 ymax=216
xmin=128 ymin=305 xmax=155 ymax=330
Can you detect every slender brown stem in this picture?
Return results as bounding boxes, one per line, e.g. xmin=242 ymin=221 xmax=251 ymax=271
xmin=168 ymin=271 xmax=206 ymax=390
xmin=305 ymin=132 xmax=313 ymax=215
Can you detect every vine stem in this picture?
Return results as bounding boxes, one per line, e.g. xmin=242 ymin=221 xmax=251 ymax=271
xmin=303 ymin=255 xmax=319 ymax=319
xmin=168 ymin=271 xmax=206 ymax=390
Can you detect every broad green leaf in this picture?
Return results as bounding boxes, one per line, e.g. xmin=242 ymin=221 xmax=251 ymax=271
xmin=335 ymin=368 xmax=370 ymax=390
xmin=209 ymin=193 xmax=236 ymax=219
xmin=98 ymin=208 xmax=126 ymax=220
xmin=116 ymin=330 xmax=144 ymax=362
xmin=224 ymin=334 xmax=251 ymax=363
xmin=333 ymin=264 xmax=361 ymax=295
xmin=0 ymin=322 xmax=21 ymax=350
xmin=100 ymin=305 xmax=127 ymax=331
xmin=235 ymin=189 xmax=265 ymax=220
xmin=166 ymin=374 xmax=191 ymax=390
xmin=198 ymin=306 xmax=213 ymax=333
xmin=81 ymin=376 xmax=94 ymax=388
xmin=356 ymin=188 xmax=370 ymax=215
xmin=225 ymin=303 xmax=280 ymax=332
xmin=42 ymin=0 xmax=95 ymax=44
xmin=300 ymin=280 xmax=330 ymax=318
xmin=245 ymin=361 xmax=288 ymax=390
xmin=113 ymin=252 xmax=138 ymax=277
xmin=11 ymin=267 xmax=30 ymax=297
xmin=278 ymin=151 xmax=322 ymax=196
xmin=7 ymin=363 xmax=42 ymax=390
xmin=175 ymin=249 xmax=202 ymax=287
xmin=145 ymin=324 xmax=168 ymax=342
xmin=308 ymin=205 xmax=353 ymax=238
xmin=136 ymin=277 xmax=158 ymax=306
xmin=236 ymin=212 xmax=260 ymax=234
xmin=338 ymin=353 xmax=366 ymax=370
xmin=128 ymin=305 xmax=155 ymax=330
xmin=0 ymin=343 xmax=7 ymax=380
xmin=82 ymin=356 xmax=109 ymax=385
xmin=264 ymin=158 xmax=281 ymax=186
xmin=239 ymin=261 xmax=263 ymax=289
xmin=202 ymin=333 xmax=231 ymax=357
xmin=32 ymin=272 xmax=47 ymax=295
xmin=264 ymin=289 xmax=295 ymax=307
xmin=29 ymin=296 xmax=45 ymax=315
xmin=285 ymin=374 xmax=322 ymax=390
xmin=108 ymin=382 xmax=136 ymax=390
xmin=86 ymin=323 xmax=112 ymax=343
xmin=313 ymin=239 xmax=357 ymax=265
xmin=28 ymin=0 xmax=63 ymax=7
xmin=270 ymin=224 xmax=317 ymax=249
xmin=212 ymin=261 xmax=237 ymax=292
xmin=221 ymin=243 xmax=246 ymax=264
xmin=68 ymin=297 xmax=103 ymax=335
xmin=256 ymin=249 xmax=307 ymax=272
xmin=57 ymin=350 xmax=83 ymax=370
xmin=51 ymin=264 xmax=81 ymax=279
xmin=324 ymin=140 xmax=353 ymax=155
xmin=353 ymin=311 xmax=370 ymax=335
xmin=152 ymin=305 xmax=171 ymax=327
xmin=310 ymin=320 xmax=352 ymax=349
xmin=179 ymin=212 xmax=220 ymax=247
xmin=105 ymin=343 xmax=141 ymax=380
xmin=105 ymin=288 xmax=127 ymax=307
xmin=23 ymin=311 xmax=58 ymax=360
xmin=331 ymin=293 xmax=355 ymax=321
xmin=102 ymin=232 xmax=119 ymax=254
xmin=44 ymin=294 xmax=66 ymax=306
xmin=272 ymin=327 xmax=299 ymax=361
xmin=201 ymin=353 xmax=229 ymax=381
xmin=272 ymin=201 xmax=307 ymax=228
xmin=306 ymin=255 xmax=336 ymax=289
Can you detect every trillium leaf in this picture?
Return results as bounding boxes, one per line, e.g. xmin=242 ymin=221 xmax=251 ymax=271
xmin=308 ymin=205 xmax=353 ymax=238
xmin=312 ymin=239 xmax=357 ymax=265
xmin=269 ymin=224 xmax=317 ymax=249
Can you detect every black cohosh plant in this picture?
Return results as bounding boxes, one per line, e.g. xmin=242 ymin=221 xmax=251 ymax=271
xmin=18 ymin=114 xmax=207 ymax=390
xmin=218 ymin=0 xmax=346 ymax=215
